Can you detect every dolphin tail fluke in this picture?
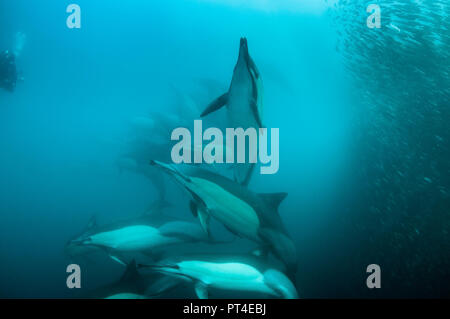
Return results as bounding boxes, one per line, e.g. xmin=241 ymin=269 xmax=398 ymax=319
xmin=200 ymin=92 xmax=228 ymax=117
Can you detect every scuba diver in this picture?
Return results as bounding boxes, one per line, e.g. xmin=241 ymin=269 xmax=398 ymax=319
xmin=0 ymin=49 xmax=18 ymax=92
xmin=0 ymin=32 xmax=26 ymax=92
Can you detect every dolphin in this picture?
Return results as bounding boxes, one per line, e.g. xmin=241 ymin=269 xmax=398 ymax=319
xmin=81 ymin=259 xmax=150 ymax=299
xmin=65 ymin=200 xmax=176 ymax=261
xmin=149 ymin=160 xmax=297 ymax=278
xmin=200 ymin=37 xmax=264 ymax=186
xmin=76 ymin=222 xmax=206 ymax=252
xmin=70 ymin=219 xmax=214 ymax=265
xmin=139 ymin=254 xmax=298 ymax=299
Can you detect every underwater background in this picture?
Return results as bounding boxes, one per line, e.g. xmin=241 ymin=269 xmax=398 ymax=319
xmin=0 ymin=0 xmax=448 ymax=298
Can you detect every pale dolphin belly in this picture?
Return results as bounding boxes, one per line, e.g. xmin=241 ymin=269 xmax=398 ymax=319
xmin=227 ymin=68 xmax=260 ymax=184
xmin=180 ymin=261 xmax=275 ymax=295
xmin=89 ymin=225 xmax=175 ymax=251
xmin=190 ymin=177 xmax=260 ymax=241
xmin=228 ymin=67 xmax=259 ymax=131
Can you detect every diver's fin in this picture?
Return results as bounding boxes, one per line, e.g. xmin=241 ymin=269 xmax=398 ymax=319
xmin=201 ymin=93 xmax=228 ymax=117
xmin=194 ymin=282 xmax=209 ymax=299
xmin=258 ymin=192 xmax=288 ymax=212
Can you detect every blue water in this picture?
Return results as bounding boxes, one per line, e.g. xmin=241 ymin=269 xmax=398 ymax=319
xmin=0 ymin=1 xmax=448 ymax=298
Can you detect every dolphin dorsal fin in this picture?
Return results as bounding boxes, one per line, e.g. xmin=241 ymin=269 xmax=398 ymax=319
xmin=119 ymin=259 xmax=139 ymax=283
xmin=258 ymin=192 xmax=288 ymax=212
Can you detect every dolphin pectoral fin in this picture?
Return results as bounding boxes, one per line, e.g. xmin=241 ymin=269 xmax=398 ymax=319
xmin=107 ymin=251 xmax=128 ymax=266
xmin=194 ymin=282 xmax=209 ymax=299
xmin=250 ymin=99 xmax=263 ymax=128
xmin=248 ymin=56 xmax=261 ymax=79
xmin=201 ymin=92 xmax=228 ymax=117
xmin=197 ymin=207 xmax=211 ymax=238
xmin=190 ymin=201 xmax=211 ymax=238
xmin=189 ymin=200 xmax=198 ymax=217
xmin=110 ymin=255 xmax=126 ymax=266
xmin=263 ymin=269 xmax=299 ymax=299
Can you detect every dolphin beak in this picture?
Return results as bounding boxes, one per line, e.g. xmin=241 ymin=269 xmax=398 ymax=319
xmin=69 ymin=236 xmax=91 ymax=246
xmin=68 ymin=239 xmax=83 ymax=246
xmin=150 ymin=160 xmax=191 ymax=183
xmin=239 ymin=38 xmax=248 ymax=60
xmin=240 ymin=37 xmax=248 ymax=48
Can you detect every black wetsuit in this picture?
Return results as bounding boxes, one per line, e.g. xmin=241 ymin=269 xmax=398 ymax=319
xmin=0 ymin=50 xmax=17 ymax=92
